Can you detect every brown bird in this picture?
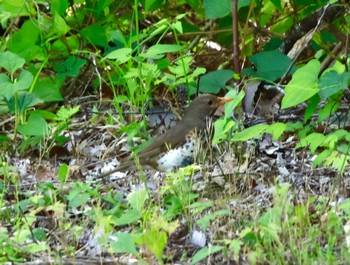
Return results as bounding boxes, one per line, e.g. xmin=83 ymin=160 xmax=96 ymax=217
xmin=98 ymin=94 xmax=233 ymax=177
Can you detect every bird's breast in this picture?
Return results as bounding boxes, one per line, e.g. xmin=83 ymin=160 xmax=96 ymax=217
xmin=154 ymin=134 xmax=196 ymax=172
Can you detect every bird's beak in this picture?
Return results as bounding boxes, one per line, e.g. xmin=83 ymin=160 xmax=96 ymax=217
xmin=217 ymin=97 xmax=233 ymax=105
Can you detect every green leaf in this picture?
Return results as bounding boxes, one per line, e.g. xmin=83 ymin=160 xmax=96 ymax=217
xmin=7 ymin=92 xmax=42 ymax=115
xmin=142 ymin=229 xmax=167 ymax=260
xmin=67 ymin=187 xmax=90 ymax=208
xmin=145 ymin=0 xmax=164 ymax=12
xmin=224 ymin=90 xmax=244 ymax=118
xmin=281 ymin=60 xmax=320 ymax=109
xmin=0 ymin=51 xmax=25 ymax=75
xmin=171 ymin=20 xmax=183 ymax=34
xmin=127 ymin=188 xmax=149 ymax=212
xmin=188 ymin=200 xmax=214 ymax=215
xmin=264 ymin=122 xmax=286 ymax=140
xmin=259 ymin=206 xmax=282 ymax=227
xmin=104 ymin=48 xmax=132 ymax=64
xmin=243 ymin=51 xmax=295 ymax=81
xmin=204 ymin=0 xmax=231 ymax=18
xmin=296 ymin=132 xmax=326 ymax=154
xmin=229 ymin=239 xmax=243 ymax=259
xmin=7 ymin=20 xmax=46 ymax=61
xmin=0 ymin=70 xmax=34 ymax=100
xmin=304 ymin=94 xmax=320 ymax=122
xmin=196 ymin=209 xmax=230 ymax=231
xmin=55 ymin=105 xmax=80 ymax=122
xmin=270 ymin=0 xmax=282 ymax=9
xmin=17 ymin=114 xmax=49 ymax=136
xmin=110 ymin=232 xmax=138 ymax=255
xmin=53 ymin=12 xmax=70 ymax=37
xmin=191 ymin=245 xmax=224 ymax=264
xmin=81 ymin=24 xmax=108 ymax=47
xmin=33 ymin=76 xmax=64 ymax=102
xmin=213 ymin=118 xmax=235 ymax=144
xmin=58 ymin=163 xmax=69 ymax=184
xmin=23 ymin=242 xmax=49 ymax=253
xmin=231 ymin=124 xmax=268 ymax=141
xmin=318 ymin=100 xmax=339 ymax=122
xmin=32 ymin=228 xmax=46 ymax=241
xmin=142 ymin=44 xmax=184 ymax=59
xmin=199 ymin=69 xmax=234 ymax=94
xmin=318 ymin=70 xmax=350 ymax=99
xmin=238 ymin=0 xmax=251 ymax=9
xmin=114 ymin=209 xmax=141 ymax=226
xmin=164 ymin=194 xmax=183 ymax=220
xmin=54 ymin=56 xmax=86 ymax=78
xmin=51 ymin=0 xmax=68 ymax=15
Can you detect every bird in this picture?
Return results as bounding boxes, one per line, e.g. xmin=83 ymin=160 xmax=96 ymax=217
xmin=98 ymin=94 xmax=233 ymax=177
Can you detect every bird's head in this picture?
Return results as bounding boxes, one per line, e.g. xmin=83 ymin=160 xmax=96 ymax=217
xmin=183 ymin=94 xmax=233 ymax=121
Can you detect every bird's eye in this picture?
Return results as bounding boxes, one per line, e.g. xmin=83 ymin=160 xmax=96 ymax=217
xmin=208 ymin=100 xmax=213 ymax=105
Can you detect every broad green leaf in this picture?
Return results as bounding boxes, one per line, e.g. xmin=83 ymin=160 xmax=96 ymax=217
xmin=281 ymin=59 xmax=320 ymax=109
xmin=264 ymin=122 xmax=286 ymax=140
xmin=242 ymin=51 xmax=295 ymax=81
xmin=32 ymin=228 xmax=46 ymax=241
xmin=199 ymin=69 xmax=234 ymax=94
xmin=191 ymin=245 xmax=224 ymax=264
xmin=318 ymin=70 xmax=350 ymax=99
xmin=270 ymin=0 xmax=282 ymax=9
xmin=104 ymin=48 xmax=132 ymax=64
xmin=110 ymin=232 xmax=138 ymax=255
xmin=127 ymin=188 xmax=149 ymax=212
xmin=142 ymin=44 xmax=184 ymax=59
xmin=271 ymin=15 xmax=293 ymax=34
xmin=0 ymin=73 xmax=19 ymax=100
xmin=204 ymin=0 xmax=231 ymax=18
xmin=0 ymin=51 xmax=25 ymax=75
xmin=23 ymin=242 xmax=49 ymax=253
xmin=238 ymin=0 xmax=251 ymax=9
xmin=145 ymin=0 xmax=164 ymax=12
xmin=231 ymin=124 xmax=268 ymax=141
xmin=296 ymin=132 xmax=325 ymax=154
xmin=7 ymin=20 xmax=46 ymax=61
xmin=67 ymin=187 xmax=90 ymax=208
xmin=54 ymin=56 xmax=86 ymax=78
xmin=17 ymin=114 xmax=49 ymax=136
xmin=33 ymin=76 xmax=64 ymax=102
xmin=318 ymin=100 xmax=339 ymax=122
xmin=114 ymin=209 xmax=141 ymax=226
xmin=81 ymin=24 xmax=108 ymax=47
xmin=53 ymin=12 xmax=70 ymax=36
xmin=337 ymin=142 xmax=350 ymax=156
xmin=51 ymin=0 xmax=68 ymax=15
xmin=171 ymin=21 xmax=183 ymax=33
xmin=7 ymin=92 xmax=42 ymax=115
xmin=213 ymin=118 xmax=235 ymax=144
